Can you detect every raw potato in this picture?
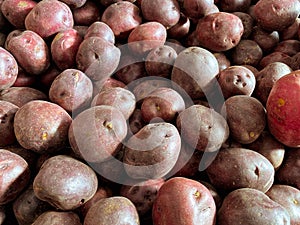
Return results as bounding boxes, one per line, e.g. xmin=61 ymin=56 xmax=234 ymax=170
xmin=218 ymin=188 xmax=291 ymax=225
xmin=72 ymin=1 xmax=100 ymax=26
xmin=206 ymin=148 xmax=275 ymax=193
xmin=33 ymin=155 xmax=98 ymax=211
xmin=84 ymin=21 xmax=115 ymax=44
xmin=84 ymin=196 xmax=140 ymax=225
xmin=0 ymin=47 xmax=18 ymax=90
xmin=32 ymin=211 xmax=81 ymax=225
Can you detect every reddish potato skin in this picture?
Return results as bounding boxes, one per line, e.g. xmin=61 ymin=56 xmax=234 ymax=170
xmin=128 ymin=22 xmax=167 ymax=56
xmin=183 ymin=0 xmax=214 ymax=19
xmin=0 ymin=47 xmax=18 ymax=90
xmin=141 ymin=0 xmax=180 ymax=28
xmin=25 ymin=0 xmax=74 ymax=38
xmin=0 ymin=149 xmax=31 ymax=205
xmin=266 ymin=185 xmax=300 ymax=225
xmin=1 ymin=0 xmax=37 ymax=28
xmin=51 ymin=29 xmax=83 ymax=70
xmin=266 ymin=71 xmax=300 ymax=147
xmin=32 ymin=211 xmax=81 ymax=225
xmin=218 ymin=188 xmax=291 ymax=225
xmin=129 ymin=108 xmax=146 ymax=134
xmin=60 ymin=0 xmax=86 ymax=8
xmin=33 ymin=155 xmax=98 ymax=211
xmin=232 ymin=12 xmax=254 ymax=39
xmin=251 ymin=26 xmax=279 ymax=53
xmin=152 ymin=177 xmax=216 ymax=225
xmin=6 ymin=30 xmax=50 ymax=75
xmin=0 ymin=100 xmax=18 ymax=147
xmin=259 ymin=52 xmax=291 ymax=69
xmin=72 ymin=1 xmax=100 ymax=26
xmin=13 ymin=100 xmax=72 ymax=154
xmin=167 ymin=13 xmax=190 ymax=39
xmin=206 ymin=148 xmax=274 ymax=193
xmin=195 ymin=12 xmax=244 ymax=52
xmin=84 ymin=196 xmax=140 ymax=225
xmin=84 ymin=21 xmax=115 ymax=44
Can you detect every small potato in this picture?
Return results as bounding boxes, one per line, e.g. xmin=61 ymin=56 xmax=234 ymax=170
xmin=0 ymin=149 xmax=31 ymax=205
xmin=33 ymin=155 xmax=98 ymax=211
xmin=217 ymin=65 xmax=256 ymax=99
xmin=120 ymin=179 xmax=165 ymax=215
xmin=76 ymin=37 xmax=121 ymax=81
xmin=177 ymin=104 xmax=229 ymax=152
xmin=0 ymin=47 xmax=18 ymax=90
xmin=141 ymin=87 xmax=185 ymax=123
xmin=91 ymin=87 xmax=136 ymax=120
xmin=129 ymin=108 xmax=146 ymax=134
xmin=232 ymin=12 xmax=254 ymax=39
xmin=13 ymin=100 xmax=72 ymax=154
xmin=213 ymin=52 xmax=230 ymax=72
xmin=32 ymin=211 xmax=81 ymax=225
xmin=183 ymin=0 xmax=214 ymax=19
xmin=221 ymin=95 xmax=266 ymax=144
xmin=206 ymin=148 xmax=275 ymax=193
xmin=220 ymin=0 xmax=251 ymax=12
xmin=259 ymin=51 xmax=291 ymax=69
xmin=6 ymin=30 xmax=50 ymax=75
xmin=101 ymin=1 xmax=142 ymax=38
xmin=218 ymin=188 xmax=291 ymax=225
xmin=274 ymin=40 xmax=300 ymax=56
xmin=281 ymin=18 xmax=300 ymax=40
xmin=195 ymin=12 xmax=244 ymax=52
xmin=51 ymin=28 xmax=83 ymax=70
xmin=38 ymin=66 xmax=61 ymax=90
xmin=49 ymin=69 xmax=93 ymax=113
xmin=72 ymin=1 xmax=100 ymax=26
xmin=25 ymin=0 xmax=74 ymax=38
xmin=167 ymin=13 xmax=190 ymax=39
xmin=84 ymin=21 xmax=115 ymax=44
xmin=251 ymin=26 xmax=279 ymax=53
xmin=123 ymin=122 xmax=181 ymax=179
xmin=68 ymin=105 xmax=127 ymax=163
xmin=0 ymin=100 xmax=18 ymax=147
xmin=266 ymin=185 xmax=300 ymax=225
xmin=152 ymin=177 xmax=216 ymax=225
xmin=92 ymin=77 xmax=126 ymax=97
xmin=13 ymin=67 xmax=36 ymax=87
xmin=60 ymin=0 xmax=86 ymax=8
xmin=141 ymin=0 xmax=180 ymax=28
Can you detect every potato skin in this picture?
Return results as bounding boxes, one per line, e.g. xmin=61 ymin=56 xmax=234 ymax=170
xmin=32 ymin=211 xmax=81 ymax=225
xmin=206 ymin=148 xmax=275 ymax=193
xmin=152 ymin=177 xmax=216 ymax=225
xmin=123 ymin=122 xmax=181 ymax=179
xmin=84 ymin=196 xmax=140 ymax=225
xmin=13 ymin=100 xmax=72 ymax=154
xmin=33 ymin=155 xmax=98 ymax=211
xmin=218 ymin=188 xmax=290 ymax=225
xmin=0 ymin=47 xmax=18 ymax=90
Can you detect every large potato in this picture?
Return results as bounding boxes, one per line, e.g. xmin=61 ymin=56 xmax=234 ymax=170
xmin=206 ymin=148 xmax=275 ymax=193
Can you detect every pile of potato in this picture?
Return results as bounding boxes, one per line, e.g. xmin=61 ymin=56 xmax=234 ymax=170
xmin=0 ymin=0 xmax=300 ymax=224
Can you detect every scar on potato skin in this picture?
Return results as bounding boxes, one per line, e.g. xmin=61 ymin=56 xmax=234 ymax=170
xmin=277 ymin=98 xmax=285 ymax=107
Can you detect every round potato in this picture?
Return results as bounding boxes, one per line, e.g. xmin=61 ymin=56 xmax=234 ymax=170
xmin=32 ymin=211 xmax=81 ymax=225
xmin=0 ymin=47 xmax=18 ymax=90
xmin=84 ymin=21 xmax=115 ymax=44
xmin=72 ymin=1 xmax=100 ymax=26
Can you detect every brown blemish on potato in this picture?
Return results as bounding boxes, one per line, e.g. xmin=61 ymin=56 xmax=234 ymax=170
xmin=194 ymin=190 xmax=201 ymax=198
xmin=293 ymin=199 xmax=298 ymax=205
xmin=249 ymin=132 xmax=255 ymax=138
xmin=103 ymin=121 xmax=113 ymax=129
xmin=278 ymin=98 xmax=285 ymax=107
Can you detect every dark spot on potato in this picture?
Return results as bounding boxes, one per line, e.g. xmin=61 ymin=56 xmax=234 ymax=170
xmin=254 ymin=166 xmax=259 ymax=176
xmin=80 ymin=199 xmax=85 ymax=204
xmin=0 ymin=113 xmax=8 ymax=124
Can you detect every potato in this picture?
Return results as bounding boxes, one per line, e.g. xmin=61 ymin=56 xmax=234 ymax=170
xmin=221 ymin=95 xmax=266 ymax=144
xmin=274 ymin=40 xmax=300 ymax=56
xmin=281 ymin=18 xmax=300 ymax=40
xmin=251 ymin=26 xmax=279 ymax=53
xmin=167 ymin=13 xmax=190 ymax=39
xmin=259 ymin=51 xmax=291 ymax=69
xmin=141 ymin=0 xmax=180 ymax=28
xmin=51 ymin=29 xmax=83 ymax=70
xmin=0 ymin=149 xmax=30 ymax=205
xmin=254 ymin=0 xmax=300 ymax=31
xmin=177 ymin=104 xmax=229 ymax=152
xmin=91 ymin=87 xmax=136 ymax=120
xmin=276 ymin=148 xmax=300 ymax=190
xmin=232 ymin=12 xmax=254 ymax=39
xmin=0 ymin=100 xmax=18 ymax=147
xmin=38 ymin=66 xmax=61 ymax=90
xmin=199 ymin=181 xmax=223 ymax=210
xmin=33 ymin=155 xmax=98 ymax=211
xmin=32 ymin=211 xmax=81 ymax=225
xmin=0 ymin=47 xmax=18 ymax=90
xmin=12 ymin=67 xmax=36 ymax=87
xmin=183 ymin=0 xmax=214 ymax=19
xmin=49 ymin=69 xmax=93 ymax=113
xmin=76 ymin=37 xmax=121 ymax=81
xmin=13 ymin=100 xmax=72 ymax=154
xmin=68 ymin=105 xmax=127 ymax=163
xmin=195 ymin=12 xmax=244 ymax=52
xmin=1 ymin=0 xmax=36 ymax=28
xmin=13 ymin=185 xmax=53 ymax=225
xmin=129 ymin=108 xmax=146 ymax=134
xmin=171 ymin=46 xmax=219 ymax=99
xmin=101 ymin=1 xmax=142 ymax=39
xmin=152 ymin=177 xmax=216 ymax=225
xmin=60 ymin=0 xmax=86 ymax=8
xmin=266 ymin=71 xmax=300 ymax=147
xmin=25 ymin=0 xmax=74 ymax=38
xmin=140 ymin=87 xmax=185 ymax=123
xmin=220 ymin=0 xmax=251 ymax=12
xmin=84 ymin=21 xmax=115 ymax=44
xmin=72 ymin=1 xmax=100 ymax=26
xmin=123 ymin=122 xmax=181 ymax=179
xmin=218 ymin=188 xmax=291 ymax=225
xmin=217 ymin=65 xmax=256 ymax=99
xmin=214 ymin=52 xmax=230 ymax=72
xmin=266 ymin=185 xmax=300 ymax=225
xmin=128 ymin=21 xmax=167 ymax=56
xmin=92 ymin=77 xmax=126 ymax=97
xmin=84 ymin=196 xmax=140 ymax=225
xmin=6 ymin=30 xmax=50 ymax=75
xmin=120 ymin=178 xmax=165 ymax=216
xmin=206 ymin=148 xmax=274 ymax=193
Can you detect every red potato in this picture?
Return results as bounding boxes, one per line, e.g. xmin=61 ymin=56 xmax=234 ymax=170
xmin=274 ymin=40 xmax=300 ymax=57
xmin=13 ymin=67 xmax=36 ymax=87
xmin=101 ymin=1 xmax=142 ymax=39
xmin=266 ymin=71 xmax=300 ymax=147
xmin=0 ymin=47 xmax=18 ymax=90
xmin=1 ymin=0 xmax=37 ymax=28
xmin=251 ymin=26 xmax=280 ymax=53
xmin=152 ymin=177 xmax=216 ymax=225
xmin=32 ymin=211 xmax=82 ymax=225
xmin=167 ymin=13 xmax=190 ymax=39
xmin=38 ymin=65 xmax=61 ymax=90
xmin=259 ymin=51 xmax=291 ymax=69
xmin=51 ymin=28 xmax=83 ymax=70
xmin=60 ymin=0 xmax=87 ymax=8
xmin=128 ymin=22 xmax=167 ymax=56
xmin=232 ymin=12 xmax=254 ymax=39
xmin=219 ymin=0 xmax=251 ymax=12
xmin=129 ymin=108 xmax=146 ymax=134
xmin=73 ymin=25 xmax=89 ymax=37
xmin=92 ymin=77 xmax=126 ymax=97
xmin=280 ymin=18 xmax=300 ymax=40
xmin=84 ymin=21 xmax=115 ymax=44
xmin=72 ymin=1 xmax=101 ymax=26
xmin=183 ymin=0 xmax=215 ymax=19
xmin=25 ymin=0 xmax=74 ymax=38
xmin=6 ymin=30 xmax=50 ymax=75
